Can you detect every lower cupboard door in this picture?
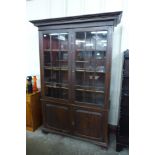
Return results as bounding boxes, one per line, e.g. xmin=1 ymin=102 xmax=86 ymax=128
xmin=43 ymin=102 xmax=70 ymax=133
xmin=73 ymin=108 xmax=104 ymax=141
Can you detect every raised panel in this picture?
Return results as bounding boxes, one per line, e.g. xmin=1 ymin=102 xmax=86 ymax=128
xmin=74 ymin=108 xmax=103 ymax=140
xmin=44 ymin=103 xmax=70 ymax=132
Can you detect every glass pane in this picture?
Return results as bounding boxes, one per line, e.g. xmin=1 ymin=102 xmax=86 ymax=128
xmin=93 ymin=71 xmax=105 ymax=105
xmin=94 ymin=73 xmax=105 ymax=91
xmin=59 ymin=89 xmax=68 ymax=99
xmin=43 ymin=34 xmax=50 ymax=49
xmin=59 ymin=51 xmax=68 ymax=68
xmin=95 ymin=51 xmax=106 ymax=60
xmin=84 ymin=92 xmax=95 ymax=103
xmin=60 ymin=60 xmax=68 ymax=68
xmin=75 ymin=30 xmax=107 ymax=105
xmin=44 ymin=69 xmax=51 ymax=82
xmin=96 ymin=60 xmax=105 ymax=73
xmin=96 ymin=31 xmax=108 ymax=51
xmin=51 ymin=88 xmax=60 ymax=98
xmin=76 ymin=32 xmax=85 ymax=50
xmin=84 ymin=72 xmax=94 ymax=87
xmin=75 ymin=90 xmax=85 ymax=102
xmin=75 ymin=72 xmax=84 ymax=85
xmin=51 ymin=70 xmax=59 ymax=84
xmin=51 ymin=33 xmax=59 ymax=50
xmin=44 ymin=51 xmax=51 ymax=66
xmin=45 ymin=86 xmax=52 ymax=97
xmin=75 ymin=51 xmax=95 ymax=71
xmin=95 ymin=93 xmax=104 ymax=105
xmin=59 ymin=33 xmax=68 ymax=50
xmin=60 ymin=70 xmax=68 ymax=84
xmin=45 ymin=86 xmax=61 ymax=98
xmin=45 ymin=86 xmax=68 ymax=99
xmin=60 ymin=51 xmax=68 ymax=60
xmin=85 ymin=32 xmax=96 ymax=51
xmin=51 ymin=51 xmax=59 ymax=67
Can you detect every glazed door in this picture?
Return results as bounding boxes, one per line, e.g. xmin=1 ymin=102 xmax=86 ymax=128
xmin=72 ymin=27 xmax=109 ymax=107
xmin=41 ymin=30 xmax=72 ymax=101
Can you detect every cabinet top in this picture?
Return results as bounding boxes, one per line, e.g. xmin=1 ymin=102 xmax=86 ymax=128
xmin=30 ymin=11 xmax=122 ymax=28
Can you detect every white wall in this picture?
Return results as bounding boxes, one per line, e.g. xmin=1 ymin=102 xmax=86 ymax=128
xmin=26 ymin=0 xmax=128 ymax=125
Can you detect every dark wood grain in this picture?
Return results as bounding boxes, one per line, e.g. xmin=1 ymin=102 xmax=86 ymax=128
xmin=30 ymin=11 xmax=122 ymax=148
xmin=74 ymin=108 xmax=103 ymax=140
xmin=30 ymin=11 xmax=122 ymax=27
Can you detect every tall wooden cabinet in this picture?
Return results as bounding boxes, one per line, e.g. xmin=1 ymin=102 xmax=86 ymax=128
xmin=30 ymin=11 xmax=122 ymax=147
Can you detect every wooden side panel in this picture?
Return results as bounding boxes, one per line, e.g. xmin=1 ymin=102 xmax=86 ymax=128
xmin=26 ymin=101 xmax=32 ymax=127
xmin=31 ymin=92 xmax=42 ymax=129
xmin=26 ymin=92 xmax=42 ymax=131
xmin=43 ymin=102 xmax=70 ymax=133
xmin=74 ymin=107 xmax=103 ymax=141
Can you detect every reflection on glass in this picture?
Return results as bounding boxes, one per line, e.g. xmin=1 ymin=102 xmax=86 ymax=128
xmin=85 ymin=72 xmax=94 ymax=87
xmin=76 ymin=32 xmax=85 ymax=50
xmin=60 ymin=51 xmax=68 ymax=60
xmin=95 ymin=51 xmax=106 ymax=59
xmin=43 ymin=34 xmax=50 ymax=49
xmin=94 ymin=73 xmax=104 ymax=88
xmin=96 ymin=31 xmax=107 ymax=51
xmin=51 ymin=34 xmax=59 ymax=50
xmin=85 ymin=32 xmax=96 ymax=50
xmin=96 ymin=60 xmax=105 ymax=73
xmin=59 ymin=33 xmax=68 ymax=50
